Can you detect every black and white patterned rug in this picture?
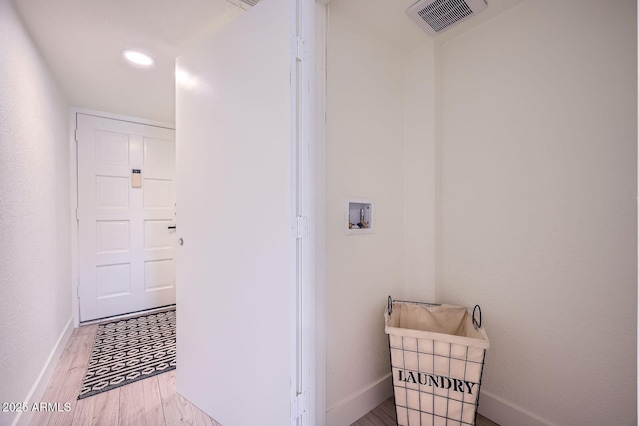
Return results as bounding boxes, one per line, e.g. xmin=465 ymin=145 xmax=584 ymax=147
xmin=78 ymin=309 xmax=176 ymax=399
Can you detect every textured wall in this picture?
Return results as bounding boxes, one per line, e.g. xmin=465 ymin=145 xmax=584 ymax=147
xmin=0 ymin=0 xmax=71 ymax=417
xmin=438 ymin=1 xmax=636 ymax=424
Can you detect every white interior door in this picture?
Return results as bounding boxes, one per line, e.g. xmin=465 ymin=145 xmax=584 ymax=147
xmin=175 ymin=0 xmax=300 ymax=424
xmin=77 ymin=113 xmax=176 ymax=322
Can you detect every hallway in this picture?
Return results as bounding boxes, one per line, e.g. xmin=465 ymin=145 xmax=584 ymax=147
xmin=29 ymin=324 xmax=219 ymax=426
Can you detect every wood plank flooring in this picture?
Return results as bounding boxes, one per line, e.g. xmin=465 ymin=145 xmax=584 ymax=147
xmin=351 ymin=397 xmax=500 ymax=426
xmin=30 ymin=323 xmax=221 ymax=426
xmin=32 ymin=322 xmax=498 ymax=426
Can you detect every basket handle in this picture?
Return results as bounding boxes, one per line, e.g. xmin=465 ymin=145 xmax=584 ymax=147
xmin=387 ymin=295 xmax=393 ymax=316
xmin=472 ymin=305 xmax=482 ymax=329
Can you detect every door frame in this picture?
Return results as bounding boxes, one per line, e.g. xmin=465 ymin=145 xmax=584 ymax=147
xmin=312 ymin=1 xmax=327 ymax=424
xmin=293 ymin=0 xmax=328 ymax=423
xmin=283 ymin=1 xmax=328 ymax=422
xmin=69 ymin=107 xmax=176 ymax=327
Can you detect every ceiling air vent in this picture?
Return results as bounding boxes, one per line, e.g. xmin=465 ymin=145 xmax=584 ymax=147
xmin=406 ymin=0 xmax=487 ymax=36
xmin=225 ymin=0 xmax=260 ymax=10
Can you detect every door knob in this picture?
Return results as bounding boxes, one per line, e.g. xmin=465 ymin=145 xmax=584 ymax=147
xmin=178 ymin=238 xmax=184 ymax=246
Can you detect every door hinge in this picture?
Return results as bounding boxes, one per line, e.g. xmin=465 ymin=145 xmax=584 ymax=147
xmin=76 ymin=285 xmax=80 ymax=299
xmin=291 ymin=392 xmax=309 ymax=419
xmin=74 ymin=129 xmax=79 ymax=142
xmin=293 ymin=216 xmax=308 ymax=239
xmin=75 ymin=208 xmax=79 ymax=221
xmin=295 ymin=36 xmax=306 ymax=61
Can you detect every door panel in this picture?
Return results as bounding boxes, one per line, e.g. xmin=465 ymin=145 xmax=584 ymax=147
xmin=175 ymin=0 xmax=295 ymax=424
xmin=77 ymin=114 xmax=176 ymax=321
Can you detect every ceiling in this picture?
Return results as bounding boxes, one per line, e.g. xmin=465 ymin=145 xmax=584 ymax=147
xmin=12 ymin=0 xmax=244 ymax=124
xmin=12 ymin=0 xmax=525 ymax=125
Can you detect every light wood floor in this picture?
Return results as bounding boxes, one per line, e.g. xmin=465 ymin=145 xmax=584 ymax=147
xmin=351 ymin=396 xmax=499 ymax=426
xmin=32 ymin=323 xmax=497 ymax=426
xmin=30 ymin=323 xmax=221 ymax=426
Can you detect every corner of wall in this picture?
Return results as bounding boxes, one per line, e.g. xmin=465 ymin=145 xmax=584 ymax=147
xmin=432 ymin=39 xmax=444 ymax=304
xmin=402 ymin=41 xmax=437 ymax=303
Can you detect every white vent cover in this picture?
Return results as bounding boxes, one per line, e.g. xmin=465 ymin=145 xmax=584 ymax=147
xmin=406 ymin=0 xmax=487 ymax=36
xmin=225 ymin=0 xmax=260 ymax=10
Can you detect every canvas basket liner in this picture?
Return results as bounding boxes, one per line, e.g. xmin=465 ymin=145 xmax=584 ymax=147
xmin=385 ymin=302 xmax=490 ymax=426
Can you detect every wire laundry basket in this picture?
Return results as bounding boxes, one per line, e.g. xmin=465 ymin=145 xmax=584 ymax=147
xmin=385 ymin=296 xmax=490 ymax=426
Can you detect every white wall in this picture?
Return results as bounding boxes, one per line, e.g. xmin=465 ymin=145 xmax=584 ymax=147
xmin=404 ymin=42 xmax=437 ymax=303
xmin=0 ymin=1 xmax=72 ymax=424
xmin=325 ymin=3 xmax=406 ymax=423
xmin=437 ymin=1 xmax=636 ymax=425
xmin=325 ymin=4 xmax=438 ymax=424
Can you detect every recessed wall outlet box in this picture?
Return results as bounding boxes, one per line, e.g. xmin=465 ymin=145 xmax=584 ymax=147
xmin=346 ymin=198 xmax=374 ymax=235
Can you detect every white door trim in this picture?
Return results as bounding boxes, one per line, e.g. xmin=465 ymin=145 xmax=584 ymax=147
xmin=289 ymin=1 xmax=327 ymax=423
xmin=69 ymin=107 xmax=175 ymax=328
xmin=312 ymin=2 xmax=327 ymax=424
xmin=292 ymin=0 xmax=308 ymax=423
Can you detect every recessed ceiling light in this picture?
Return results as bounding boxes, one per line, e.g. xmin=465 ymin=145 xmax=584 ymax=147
xmin=122 ymin=49 xmax=155 ymax=67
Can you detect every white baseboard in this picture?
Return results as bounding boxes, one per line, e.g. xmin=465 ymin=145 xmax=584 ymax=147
xmin=326 ymin=374 xmax=393 ymax=426
xmin=478 ymin=390 xmax=555 ymax=426
xmin=12 ymin=317 xmax=74 ymax=426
